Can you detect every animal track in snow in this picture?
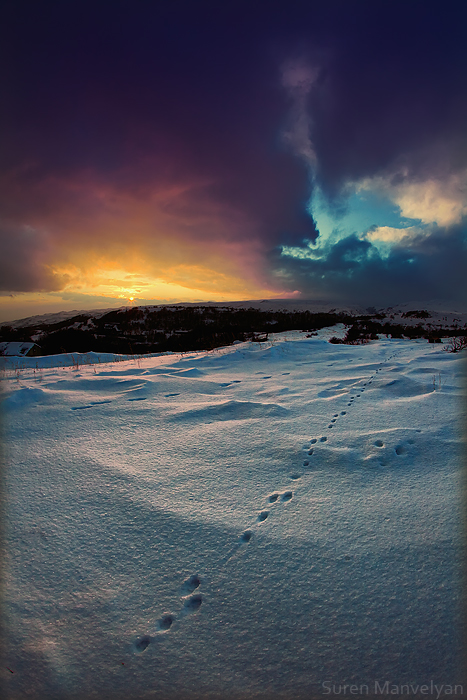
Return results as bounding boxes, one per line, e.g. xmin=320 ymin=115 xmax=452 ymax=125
xmin=133 ymin=351 xmax=400 ymax=654
xmin=181 ymin=574 xmax=201 ymax=595
xmin=128 ymin=397 xmax=147 ymax=402
xmin=155 ymin=614 xmax=175 ymax=632
xmin=165 ymin=393 xmax=180 ymax=397
xmin=134 ymin=635 xmax=151 ymax=653
xmin=183 ymin=594 xmax=203 ymax=614
xmin=269 ymin=491 xmax=293 ymax=503
xmin=71 ymin=400 xmax=113 ymax=410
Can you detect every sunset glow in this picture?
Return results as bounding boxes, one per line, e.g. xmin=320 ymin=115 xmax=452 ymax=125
xmin=0 ymin=2 xmax=465 ymax=322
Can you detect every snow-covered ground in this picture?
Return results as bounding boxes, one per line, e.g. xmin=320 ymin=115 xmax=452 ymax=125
xmin=1 ymin=328 xmax=466 ymax=699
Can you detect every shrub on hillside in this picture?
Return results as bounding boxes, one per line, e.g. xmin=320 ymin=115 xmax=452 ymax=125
xmin=444 ymin=336 xmax=467 ymax=353
xmin=341 ymin=324 xmax=378 ymax=345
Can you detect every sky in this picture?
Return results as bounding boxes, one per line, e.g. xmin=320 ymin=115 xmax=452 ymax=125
xmin=1 ymin=0 xmax=466 ymax=321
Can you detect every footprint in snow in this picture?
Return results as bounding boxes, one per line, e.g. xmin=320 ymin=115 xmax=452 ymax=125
xmin=155 ymin=614 xmax=175 ymax=633
xmin=319 ymin=436 xmax=327 ymax=442
xmin=340 ymin=411 xmax=346 ymax=415
xmin=268 ymin=491 xmax=293 ymax=503
xmin=128 ymin=397 xmax=147 ymax=402
xmin=182 ymin=594 xmax=203 ymax=615
xmin=374 ymin=440 xmax=384 ymax=447
xmin=165 ymin=393 xmax=180 ymax=397
xmin=395 ymin=445 xmax=407 ymax=455
xmin=257 ymin=511 xmax=269 ymax=522
xmin=262 ymin=376 xmax=272 ymax=379
xmin=239 ymin=530 xmax=253 ymax=543
xmin=73 ymin=400 xmax=115 ymax=412
xmin=180 ymin=574 xmax=201 ymax=595
xmin=134 ymin=635 xmax=152 ymax=653
xmin=289 ymin=473 xmax=302 ymax=480
xmin=310 ymin=438 xmax=317 ymax=444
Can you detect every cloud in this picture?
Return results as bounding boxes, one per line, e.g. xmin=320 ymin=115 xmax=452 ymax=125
xmin=278 ymin=225 xmax=467 ymax=306
xmin=364 ymin=225 xmax=426 ymax=245
xmin=281 ymin=59 xmax=319 ymax=172
xmin=0 ymin=222 xmax=68 ymax=292
xmin=0 ymin=171 xmax=291 ymax=300
xmin=357 ymin=171 xmax=467 ymax=228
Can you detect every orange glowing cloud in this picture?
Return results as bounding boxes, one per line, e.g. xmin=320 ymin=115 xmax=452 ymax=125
xmin=0 ymin=168 xmax=288 ymax=310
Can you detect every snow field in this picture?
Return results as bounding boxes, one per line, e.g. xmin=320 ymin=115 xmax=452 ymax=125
xmin=1 ymin=330 xmax=465 ymax=699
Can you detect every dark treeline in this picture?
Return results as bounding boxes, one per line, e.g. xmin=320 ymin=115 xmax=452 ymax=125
xmin=330 ymin=318 xmax=465 ymax=345
xmin=1 ymin=306 xmax=465 ymax=356
xmin=0 ymin=307 xmax=347 ymax=355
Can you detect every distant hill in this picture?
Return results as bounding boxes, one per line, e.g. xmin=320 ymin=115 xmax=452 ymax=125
xmin=1 ymin=300 xmax=466 ymax=356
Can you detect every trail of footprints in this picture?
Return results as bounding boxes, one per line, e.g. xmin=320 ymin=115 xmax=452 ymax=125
xmin=134 ymin=575 xmax=203 ymax=653
xmin=133 ymin=350 xmax=408 ymax=652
